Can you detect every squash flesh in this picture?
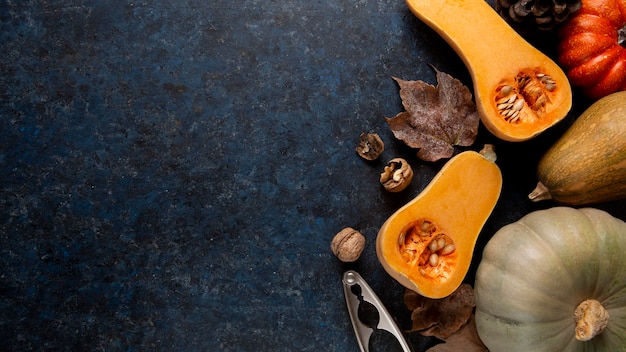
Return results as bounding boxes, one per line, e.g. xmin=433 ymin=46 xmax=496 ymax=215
xmin=376 ymin=151 xmax=502 ymax=298
xmin=406 ymin=0 xmax=572 ymax=141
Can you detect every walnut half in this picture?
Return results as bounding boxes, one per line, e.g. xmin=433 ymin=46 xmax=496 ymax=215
xmin=356 ymin=133 xmax=384 ymax=161
xmin=380 ymin=158 xmax=413 ymax=192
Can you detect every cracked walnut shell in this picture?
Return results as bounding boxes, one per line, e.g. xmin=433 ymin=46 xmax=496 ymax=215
xmin=356 ymin=133 xmax=385 ymax=160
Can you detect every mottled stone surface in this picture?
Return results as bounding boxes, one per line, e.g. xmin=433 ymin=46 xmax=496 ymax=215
xmin=1 ymin=1 xmax=623 ymax=351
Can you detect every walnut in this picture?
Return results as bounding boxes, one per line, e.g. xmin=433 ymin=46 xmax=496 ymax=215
xmin=356 ymin=133 xmax=384 ymax=161
xmin=331 ymin=227 xmax=366 ymax=262
xmin=380 ymin=158 xmax=413 ymax=192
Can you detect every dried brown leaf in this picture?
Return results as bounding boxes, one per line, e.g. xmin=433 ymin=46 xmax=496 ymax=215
xmin=386 ymin=67 xmax=479 ymax=162
xmin=427 ymin=314 xmax=488 ymax=352
xmin=404 ymin=284 xmax=475 ymax=340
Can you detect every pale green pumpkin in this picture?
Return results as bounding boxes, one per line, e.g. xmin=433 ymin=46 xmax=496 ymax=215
xmin=475 ymin=207 xmax=626 ymax=351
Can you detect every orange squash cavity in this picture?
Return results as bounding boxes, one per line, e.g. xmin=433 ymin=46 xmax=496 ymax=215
xmin=376 ymin=150 xmax=502 ymax=299
xmin=405 ymin=0 xmax=572 ymax=141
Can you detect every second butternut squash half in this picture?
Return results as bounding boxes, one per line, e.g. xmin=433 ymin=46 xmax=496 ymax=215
xmin=376 ymin=150 xmax=502 ymax=298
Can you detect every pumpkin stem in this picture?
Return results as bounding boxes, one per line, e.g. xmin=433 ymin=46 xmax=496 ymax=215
xmin=528 ymin=181 xmax=552 ymax=202
xmin=574 ymin=299 xmax=609 ymax=341
xmin=619 ymin=25 xmax=626 ymax=47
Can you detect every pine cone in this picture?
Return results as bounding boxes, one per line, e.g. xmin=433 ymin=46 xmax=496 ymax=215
xmin=496 ymin=0 xmax=582 ymax=32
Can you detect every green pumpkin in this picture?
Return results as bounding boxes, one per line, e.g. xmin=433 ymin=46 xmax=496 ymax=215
xmin=475 ymin=207 xmax=626 ymax=351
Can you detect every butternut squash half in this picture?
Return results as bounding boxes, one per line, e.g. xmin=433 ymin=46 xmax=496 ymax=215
xmin=376 ymin=150 xmax=502 ymax=298
xmin=406 ymin=0 xmax=572 ymax=141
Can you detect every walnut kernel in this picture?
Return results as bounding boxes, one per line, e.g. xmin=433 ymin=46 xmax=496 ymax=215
xmin=331 ymin=227 xmax=366 ymax=262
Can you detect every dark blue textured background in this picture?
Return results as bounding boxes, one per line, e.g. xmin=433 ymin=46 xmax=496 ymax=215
xmin=1 ymin=1 xmax=624 ymax=351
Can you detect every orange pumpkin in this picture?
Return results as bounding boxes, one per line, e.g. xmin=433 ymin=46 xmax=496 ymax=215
xmin=558 ymin=0 xmax=626 ymax=99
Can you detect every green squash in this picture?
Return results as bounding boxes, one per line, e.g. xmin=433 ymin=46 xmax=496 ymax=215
xmin=529 ymin=91 xmax=626 ymax=205
xmin=475 ymin=207 xmax=626 ymax=351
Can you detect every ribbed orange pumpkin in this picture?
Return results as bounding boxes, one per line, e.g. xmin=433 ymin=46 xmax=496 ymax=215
xmin=558 ymin=0 xmax=626 ymax=99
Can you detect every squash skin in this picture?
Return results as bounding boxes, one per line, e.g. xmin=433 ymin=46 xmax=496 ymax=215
xmin=529 ymin=91 xmax=626 ymax=205
xmin=405 ymin=0 xmax=572 ymax=142
xmin=475 ymin=207 xmax=626 ymax=351
xmin=376 ymin=151 xmax=502 ymax=299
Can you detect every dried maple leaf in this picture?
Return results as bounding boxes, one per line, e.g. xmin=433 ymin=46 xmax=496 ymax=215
xmin=427 ymin=314 xmax=488 ymax=352
xmin=386 ymin=68 xmax=479 ymax=162
xmin=404 ymin=284 xmax=475 ymax=340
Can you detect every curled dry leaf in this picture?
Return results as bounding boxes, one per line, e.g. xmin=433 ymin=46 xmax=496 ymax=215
xmin=427 ymin=314 xmax=488 ymax=352
xmin=404 ymin=283 xmax=475 ymax=340
xmin=386 ymin=68 xmax=479 ymax=162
